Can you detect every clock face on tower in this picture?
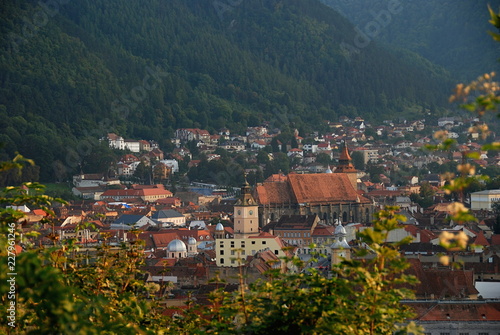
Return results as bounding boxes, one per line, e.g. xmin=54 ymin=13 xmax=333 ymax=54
xmin=249 ymin=210 xmax=254 ymax=215
xmin=237 ymin=210 xmax=241 ymax=215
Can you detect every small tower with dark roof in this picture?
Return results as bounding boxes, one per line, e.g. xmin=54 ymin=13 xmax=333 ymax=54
xmin=233 ymin=177 xmax=259 ymax=239
xmin=335 ymin=142 xmax=357 ymax=190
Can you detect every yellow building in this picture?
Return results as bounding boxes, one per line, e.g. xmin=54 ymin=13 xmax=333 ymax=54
xmin=215 ymin=179 xmax=292 ymax=267
xmin=233 ymin=180 xmax=259 ymax=238
xmin=215 ymin=232 xmax=291 ymax=267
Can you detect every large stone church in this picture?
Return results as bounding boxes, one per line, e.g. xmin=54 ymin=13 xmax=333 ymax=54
xmin=253 ymin=144 xmax=374 ymax=226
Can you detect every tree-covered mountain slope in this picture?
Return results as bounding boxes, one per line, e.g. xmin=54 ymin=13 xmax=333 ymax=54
xmin=321 ymin=0 xmax=500 ymax=81
xmin=1 ymin=0 xmax=454 ymax=181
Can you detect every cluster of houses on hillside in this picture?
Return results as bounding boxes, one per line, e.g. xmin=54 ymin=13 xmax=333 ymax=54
xmin=100 ymin=114 xmax=499 ymax=184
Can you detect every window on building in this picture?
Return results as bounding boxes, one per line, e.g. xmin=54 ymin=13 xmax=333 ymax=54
xmin=220 ymin=250 xmax=224 ymax=255
xmin=274 ymin=250 xmax=278 ymax=255
xmin=220 ymin=258 xmax=224 ymax=264
xmin=231 ymin=250 xmax=235 ymax=255
xmin=252 ymin=241 xmax=256 ymax=244
xmin=262 ymin=241 xmax=266 ymax=245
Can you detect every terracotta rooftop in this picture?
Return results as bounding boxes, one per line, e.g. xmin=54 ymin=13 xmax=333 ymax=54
xmin=256 ymin=173 xmax=369 ymax=205
xmin=312 ymin=225 xmax=335 ymax=236
xmin=473 ymin=230 xmax=490 ymax=246
xmin=255 ymin=182 xmax=295 ymax=205
xmin=139 ymin=231 xmax=181 ymax=250
xmin=405 ymin=300 xmax=500 ymax=321
xmin=288 ymin=173 xmax=367 ymax=204
xmin=406 ymin=259 xmax=479 ymax=299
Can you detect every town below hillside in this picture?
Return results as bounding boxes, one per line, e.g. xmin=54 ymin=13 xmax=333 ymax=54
xmin=12 ymin=114 xmax=500 ymax=332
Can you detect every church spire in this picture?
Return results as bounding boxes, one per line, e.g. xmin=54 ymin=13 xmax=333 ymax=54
xmin=235 ymin=174 xmax=256 ymax=206
xmin=335 ymin=141 xmax=358 ymax=190
xmin=335 ymin=141 xmax=356 ymax=173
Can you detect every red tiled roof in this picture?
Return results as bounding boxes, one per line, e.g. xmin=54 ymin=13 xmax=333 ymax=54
xmin=101 ymin=188 xmax=173 ymax=198
xmin=419 ymin=229 xmax=437 ymax=243
xmin=491 ymin=234 xmax=500 ymax=245
xmin=31 ymin=209 xmax=47 ymax=216
xmin=139 ymin=232 xmax=181 ymax=249
xmin=406 ymin=259 xmax=478 ymax=299
xmin=473 ymin=230 xmax=490 ymax=246
xmin=287 ymin=173 xmax=366 ymax=204
xmin=403 ymin=224 xmax=419 ymax=237
xmin=256 ymin=173 xmax=369 ymax=205
xmin=312 ymin=225 xmax=335 ymax=236
xmin=255 ymin=182 xmax=295 ymax=205
xmin=406 ymin=301 xmax=500 ymax=321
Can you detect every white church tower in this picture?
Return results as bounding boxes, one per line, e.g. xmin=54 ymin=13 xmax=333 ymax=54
xmin=330 ymin=220 xmax=351 ymax=266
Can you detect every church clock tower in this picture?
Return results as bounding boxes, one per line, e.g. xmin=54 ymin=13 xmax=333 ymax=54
xmin=233 ymin=179 xmax=259 ymax=239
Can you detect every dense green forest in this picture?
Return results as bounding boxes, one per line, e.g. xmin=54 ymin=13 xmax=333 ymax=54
xmin=0 ymin=0 xmax=455 ymax=181
xmin=321 ymin=0 xmax=500 ymax=81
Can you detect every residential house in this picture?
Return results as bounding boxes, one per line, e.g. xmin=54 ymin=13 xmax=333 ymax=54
xmin=106 ymin=133 xmax=125 ymax=150
xmin=124 ymin=139 xmax=141 ymax=153
xmin=111 ymin=214 xmax=157 ymax=230
xmin=262 ymin=214 xmax=320 ymax=254
xmin=287 ymin=148 xmax=304 ymax=159
xmin=174 ymin=128 xmax=211 ymax=143
xmin=101 ymin=186 xmax=173 ymax=202
xmin=219 ymin=141 xmax=245 ymax=152
xmin=151 ymin=209 xmax=186 ymax=226
xmin=139 ymin=140 xmax=151 ymax=152
xmin=159 ymin=159 xmax=179 ymax=173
